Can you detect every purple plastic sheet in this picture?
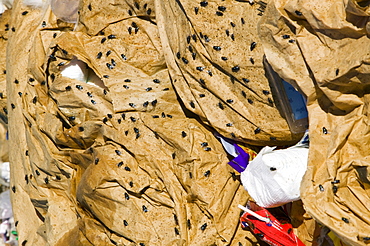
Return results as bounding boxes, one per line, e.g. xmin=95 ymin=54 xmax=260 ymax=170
xmin=228 ymin=144 xmax=250 ymax=173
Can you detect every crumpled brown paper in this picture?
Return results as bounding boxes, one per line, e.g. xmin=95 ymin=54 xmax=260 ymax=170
xmin=259 ymin=0 xmax=370 ymax=245
xmin=3 ymin=0 xmax=284 ymax=245
xmin=155 ymin=0 xmax=302 ymax=146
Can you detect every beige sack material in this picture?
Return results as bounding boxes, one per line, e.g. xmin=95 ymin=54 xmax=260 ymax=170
xmin=259 ymin=0 xmax=370 ymax=245
xmin=4 ymin=0 xmax=271 ymax=245
xmin=156 ymin=0 xmax=303 ymax=146
xmin=0 ymin=10 xmax=9 ymax=163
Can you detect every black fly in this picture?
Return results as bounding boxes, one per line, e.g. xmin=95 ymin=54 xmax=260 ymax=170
xmin=323 ymin=127 xmax=328 ymax=134
xmin=76 ymin=85 xmax=83 ymax=90
xmin=250 ymin=42 xmax=257 ymax=51
xmin=182 ymin=57 xmax=189 ymax=64
xmin=200 ymin=1 xmax=208 ymax=7
xmin=200 ymin=223 xmax=207 ymax=230
xmin=232 ymin=66 xmax=240 ymax=72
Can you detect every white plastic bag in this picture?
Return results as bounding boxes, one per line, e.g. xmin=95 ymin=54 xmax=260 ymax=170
xmin=241 ymin=137 xmax=309 ymax=208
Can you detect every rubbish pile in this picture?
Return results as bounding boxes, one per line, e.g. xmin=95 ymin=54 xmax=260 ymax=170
xmin=0 ymin=0 xmax=369 ymax=245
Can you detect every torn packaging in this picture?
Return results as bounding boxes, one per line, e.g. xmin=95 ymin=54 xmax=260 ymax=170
xmin=7 ymin=1 xmax=255 ymax=246
xmin=259 ymin=0 xmax=370 ymax=245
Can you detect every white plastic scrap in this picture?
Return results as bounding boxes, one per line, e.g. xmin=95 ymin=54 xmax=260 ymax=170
xmin=0 ymin=0 xmax=12 ymax=14
xmin=61 ymin=57 xmax=107 ymax=89
xmin=241 ymin=135 xmax=309 ymax=208
xmin=0 ymin=190 xmax=12 ymax=220
xmin=0 ymin=162 xmax=9 ymax=186
xmin=61 ymin=58 xmax=88 ymax=82
xmin=216 ymin=135 xmax=238 ymax=157
xmin=238 ymin=204 xmax=270 ymax=223
xmin=23 ymin=0 xmax=46 ymax=8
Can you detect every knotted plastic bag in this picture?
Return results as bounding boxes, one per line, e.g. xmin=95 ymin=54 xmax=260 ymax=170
xmin=241 ymin=136 xmax=309 ymax=208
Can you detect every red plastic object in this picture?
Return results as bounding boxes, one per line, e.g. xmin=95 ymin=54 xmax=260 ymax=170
xmin=240 ymin=207 xmax=305 ymax=246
